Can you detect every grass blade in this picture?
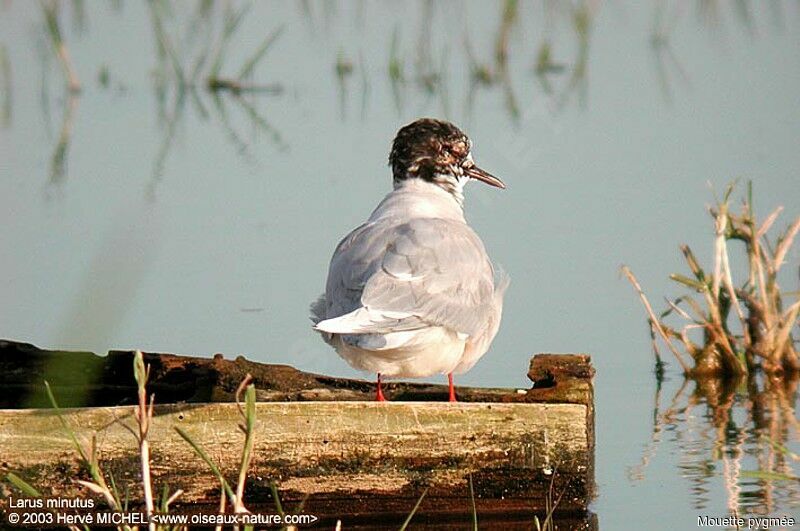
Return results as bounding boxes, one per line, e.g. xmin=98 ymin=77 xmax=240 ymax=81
xmin=175 ymin=426 xmax=236 ymax=502
xmin=44 ymin=381 xmax=89 ymax=463
xmin=669 ymin=274 xmax=707 ymax=292
xmin=5 ymin=472 xmax=42 ymax=497
xmin=269 ymin=482 xmax=284 ymax=518
xmin=398 ymin=488 xmax=428 ymax=531
xmin=469 ymin=474 xmax=478 ymax=530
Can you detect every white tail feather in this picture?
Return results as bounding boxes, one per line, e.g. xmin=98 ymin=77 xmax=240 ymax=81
xmin=314 ymin=307 xmax=422 ymax=335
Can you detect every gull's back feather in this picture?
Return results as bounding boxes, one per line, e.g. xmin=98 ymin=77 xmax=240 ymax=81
xmin=316 ymin=215 xmax=499 ymax=338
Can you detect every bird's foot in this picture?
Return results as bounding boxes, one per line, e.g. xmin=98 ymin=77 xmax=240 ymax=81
xmin=376 ymin=373 xmax=387 ymax=402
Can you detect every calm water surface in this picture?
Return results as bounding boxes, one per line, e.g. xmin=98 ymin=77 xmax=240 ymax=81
xmin=1 ymin=2 xmax=799 ymax=529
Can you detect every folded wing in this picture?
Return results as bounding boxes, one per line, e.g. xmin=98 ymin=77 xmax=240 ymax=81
xmin=316 ymin=217 xmax=498 ymax=338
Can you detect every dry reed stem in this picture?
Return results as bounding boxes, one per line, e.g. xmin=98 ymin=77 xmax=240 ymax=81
xmin=622 ymin=265 xmax=691 ymax=373
xmin=712 ymin=204 xmax=726 ymax=300
xmin=751 ymin=228 xmax=774 ymax=339
xmin=215 ymin=489 xmax=226 ymax=531
xmin=679 ymin=323 xmax=704 ymax=357
xmin=773 ymin=217 xmax=800 ymax=270
xmin=233 ymin=374 xmax=255 ymax=515
xmin=134 ymin=351 xmax=156 ymax=531
xmin=628 ymin=184 xmax=798 ymax=376
xmin=682 ymin=243 xmax=745 ymax=374
xmin=665 ymin=297 xmax=693 ymax=321
xmin=715 ymin=205 xmax=751 ymax=347
xmin=757 ymin=207 xmax=783 ymax=239
xmin=774 ymin=301 xmax=800 ymax=364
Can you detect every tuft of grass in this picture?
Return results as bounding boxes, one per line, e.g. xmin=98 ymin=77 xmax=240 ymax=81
xmin=44 ymin=380 xmax=122 ymax=512
xmin=37 ymin=350 xmax=278 ymax=530
xmin=624 ymin=182 xmax=800 ymax=377
xmin=534 ymin=468 xmax=566 ymax=531
xmin=41 ymin=351 xmax=185 ymax=531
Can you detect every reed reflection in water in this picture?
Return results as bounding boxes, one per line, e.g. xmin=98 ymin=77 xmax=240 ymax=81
xmin=631 ymin=371 xmax=800 ymax=517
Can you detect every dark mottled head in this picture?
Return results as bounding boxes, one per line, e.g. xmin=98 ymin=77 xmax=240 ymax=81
xmin=388 ymin=118 xmax=504 ymax=196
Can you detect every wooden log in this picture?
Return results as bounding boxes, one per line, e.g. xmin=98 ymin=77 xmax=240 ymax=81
xmin=0 ymin=340 xmax=595 ymax=527
xmin=2 ymin=340 xmax=592 ymax=407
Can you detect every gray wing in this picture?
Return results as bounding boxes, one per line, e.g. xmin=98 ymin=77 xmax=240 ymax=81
xmin=321 ymin=218 xmax=497 ymax=337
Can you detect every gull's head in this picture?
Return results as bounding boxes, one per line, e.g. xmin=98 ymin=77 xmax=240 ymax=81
xmin=388 ymin=118 xmax=505 ymax=202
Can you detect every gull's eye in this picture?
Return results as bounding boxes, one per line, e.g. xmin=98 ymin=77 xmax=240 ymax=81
xmin=450 ymin=141 xmax=468 ymax=158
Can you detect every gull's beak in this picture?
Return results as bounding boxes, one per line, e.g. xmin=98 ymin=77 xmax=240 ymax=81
xmin=465 ymin=164 xmax=506 ymax=189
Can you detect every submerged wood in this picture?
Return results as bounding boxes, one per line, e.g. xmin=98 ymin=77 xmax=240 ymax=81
xmin=0 ymin=340 xmax=595 ymax=527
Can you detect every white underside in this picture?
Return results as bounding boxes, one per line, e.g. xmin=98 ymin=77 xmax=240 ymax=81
xmin=314 ymin=304 xmax=483 ymax=378
xmin=329 ymin=326 xmax=469 ymax=378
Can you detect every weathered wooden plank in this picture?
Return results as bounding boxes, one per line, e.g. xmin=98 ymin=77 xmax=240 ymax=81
xmin=1 ymin=401 xmax=592 ymax=525
xmin=0 ymin=340 xmax=595 ymax=526
xmin=0 ymin=401 xmax=587 ymax=487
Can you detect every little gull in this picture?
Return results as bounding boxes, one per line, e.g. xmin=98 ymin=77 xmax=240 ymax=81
xmin=311 ymin=118 xmax=508 ymax=401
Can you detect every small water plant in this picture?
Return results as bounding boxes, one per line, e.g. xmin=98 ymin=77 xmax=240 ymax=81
xmin=4 ymin=352 xmax=185 ymax=531
xmin=623 ymin=182 xmax=800 ymax=377
xmin=3 ymin=353 xmax=277 ymax=531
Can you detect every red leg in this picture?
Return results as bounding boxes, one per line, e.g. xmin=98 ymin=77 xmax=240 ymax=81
xmin=376 ymin=373 xmax=386 ymax=402
xmin=448 ymin=373 xmax=457 ymax=402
